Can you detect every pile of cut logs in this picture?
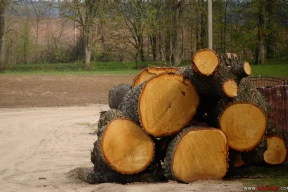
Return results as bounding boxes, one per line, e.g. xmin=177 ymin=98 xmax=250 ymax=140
xmin=90 ymin=49 xmax=287 ymax=184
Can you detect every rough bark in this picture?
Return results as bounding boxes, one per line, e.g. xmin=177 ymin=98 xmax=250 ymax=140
xmin=108 ymin=84 xmax=132 ymax=109
xmin=179 ymin=64 xmax=238 ymax=98
xmin=163 ymin=127 xmax=228 ymax=183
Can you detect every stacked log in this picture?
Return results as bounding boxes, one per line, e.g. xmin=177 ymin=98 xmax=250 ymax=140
xmin=88 ymin=48 xmax=287 ymax=184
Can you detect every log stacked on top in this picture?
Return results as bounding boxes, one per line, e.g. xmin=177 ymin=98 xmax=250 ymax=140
xmin=90 ymin=48 xmax=287 ymax=184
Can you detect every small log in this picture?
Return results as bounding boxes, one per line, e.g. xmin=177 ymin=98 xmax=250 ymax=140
xmin=229 ymin=61 xmax=251 ymax=79
xmin=120 ymin=73 xmax=199 ymax=137
xmin=100 ymin=118 xmax=154 ymax=174
xmin=192 ymin=49 xmax=219 ymax=76
xmin=219 ymin=102 xmax=267 ymax=151
xmin=133 ymin=67 xmax=178 ymax=87
xmin=108 ymin=84 xmax=132 ymax=109
xmin=163 ymin=127 xmax=228 ymax=183
xmin=264 ymin=135 xmax=287 ymax=165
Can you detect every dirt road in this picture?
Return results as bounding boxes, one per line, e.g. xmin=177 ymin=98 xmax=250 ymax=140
xmin=0 ymin=75 xmax=244 ymax=191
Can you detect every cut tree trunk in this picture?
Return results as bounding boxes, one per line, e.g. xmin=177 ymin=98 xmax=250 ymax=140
xmin=229 ymin=61 xmax=251 ymax=80
xmin=163 ymin=127 xmax=228 ymax=183
xmin=100 ymin=118 xmax=154 ymax=174
xmin=219 ymin=102 xmax=267 ymax=151
xmin=119 ymin=73 xmax=199 ymax=137
xmin=133 ymin=67 xmax=178 ymax=87
xmin=108 ymin=84 xmax=131 ymax=109
xmin=264 ymin=135 xmax=287 ymax=165
xmin=192 ymin=49 xmax=219 ymax=76
xmin=179 ymin=64 xmax=238 ymax=98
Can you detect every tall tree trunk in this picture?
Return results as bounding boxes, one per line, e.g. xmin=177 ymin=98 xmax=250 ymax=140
xmin=171 ymin=0 xmax=184 ymax=66
xmin=149 ymin=35 xmax=157 ymax=61
xmin=83 ymin=31 xmax=91 ymax=69
xmin=266 ymin=0 xmax=277 ymax=59
xmin=139 ymin=35 xmax=145 ymax=62
xmin=83 ymin=0 xmax=93 ymax=69
xmin=0 ymin=5 xmax=6 ymax=70
xmin=256 ymin=0 xmax=266 ymax=65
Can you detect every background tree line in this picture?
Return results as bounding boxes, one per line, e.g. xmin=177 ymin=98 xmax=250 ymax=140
xmin=0 ymin=0 xmax=287 ymax=70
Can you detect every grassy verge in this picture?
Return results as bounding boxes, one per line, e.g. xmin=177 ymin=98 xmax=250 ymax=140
xmin=1 ymin=60 xmax=288 ymax=77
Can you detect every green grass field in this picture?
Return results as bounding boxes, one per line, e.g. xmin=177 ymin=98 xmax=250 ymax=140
xmin=1 ymin=59 xmax=288 ymax=77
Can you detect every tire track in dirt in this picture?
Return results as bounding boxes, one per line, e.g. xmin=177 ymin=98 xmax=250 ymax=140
xmin=0 ymin=105 xmax=244 ymax=192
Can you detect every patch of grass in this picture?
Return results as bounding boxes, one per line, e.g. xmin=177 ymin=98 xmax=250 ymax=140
xmin=2 ymin=60 xmax=288 ymax=77
xmin=234 ymin=160 xmax=288 ymax=188
xmin=1 ymin=70 xmax=141 ymax=76
xmin=250 ymin=58 xmax=288 ymax=77
xmin=251 ymin=64 xmax=288 ymax=77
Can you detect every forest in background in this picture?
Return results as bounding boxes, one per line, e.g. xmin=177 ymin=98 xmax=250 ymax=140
xmin=0 ymin=0 xmax=288 ymax=70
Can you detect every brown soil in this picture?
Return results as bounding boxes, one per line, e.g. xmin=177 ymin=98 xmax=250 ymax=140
xmin=0 ymin=75 xmax=134 ymax=108
xmin=0 ymin=75 xmax=245 ymax=192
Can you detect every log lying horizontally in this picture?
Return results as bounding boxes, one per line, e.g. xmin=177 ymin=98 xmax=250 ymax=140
xmin=133 ymin=67 xmax=178 ymax=87
xmin=164 ymin=127 xmax=228 ymax=183
xmin=264 ymin=135 xmax=287 ymax=165
xmin=93 ymin=118 xmax=155 ymax=174
xmin=192 ymin=49 xmax=219 ymax=76
xmin=219 ymin=102 xmax=267 ymax=151
xmin=120 ymin=73 xmax=199 ymax=137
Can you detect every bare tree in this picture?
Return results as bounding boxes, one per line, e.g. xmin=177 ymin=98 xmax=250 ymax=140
xmin=61 ymin=0 xmax=103 ymax=69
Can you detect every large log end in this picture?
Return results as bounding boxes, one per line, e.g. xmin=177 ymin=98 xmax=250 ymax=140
xmin=101 ymin=118 xmax=154 ymax=174
xmin=219 ymin=103 xmax=267 ymax=151
xmin=139 ymin=73 xmax=199 ymax=136
xmin=164 ymin=128 xmax=228 ymax=183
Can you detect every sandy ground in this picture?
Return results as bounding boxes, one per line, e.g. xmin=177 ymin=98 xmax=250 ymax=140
xmin=0 ymin=75 xmax=245 ymax=192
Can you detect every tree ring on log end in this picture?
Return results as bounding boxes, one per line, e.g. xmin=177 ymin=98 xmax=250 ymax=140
xmin=222 ymin=79 xmax=238 ymax=98
xmin=243 ymin=62 xmax=251 ymax=76
xmin=172 ymin=128 xmax=228 ymax=183
xmin=133 ymin=67 xmax=178 ymax=87
xmin=264 ymin=136 xmax=287 ymax=165
xmin=192 ymin=49 xmax=219 ymax=76
xmin=219 ymin=103 xmax=267 ymax=151
xmin=101 ymin=118 xmax=154 ymax=174
xmin=139 ymin=73 xmax=199 ymax=137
